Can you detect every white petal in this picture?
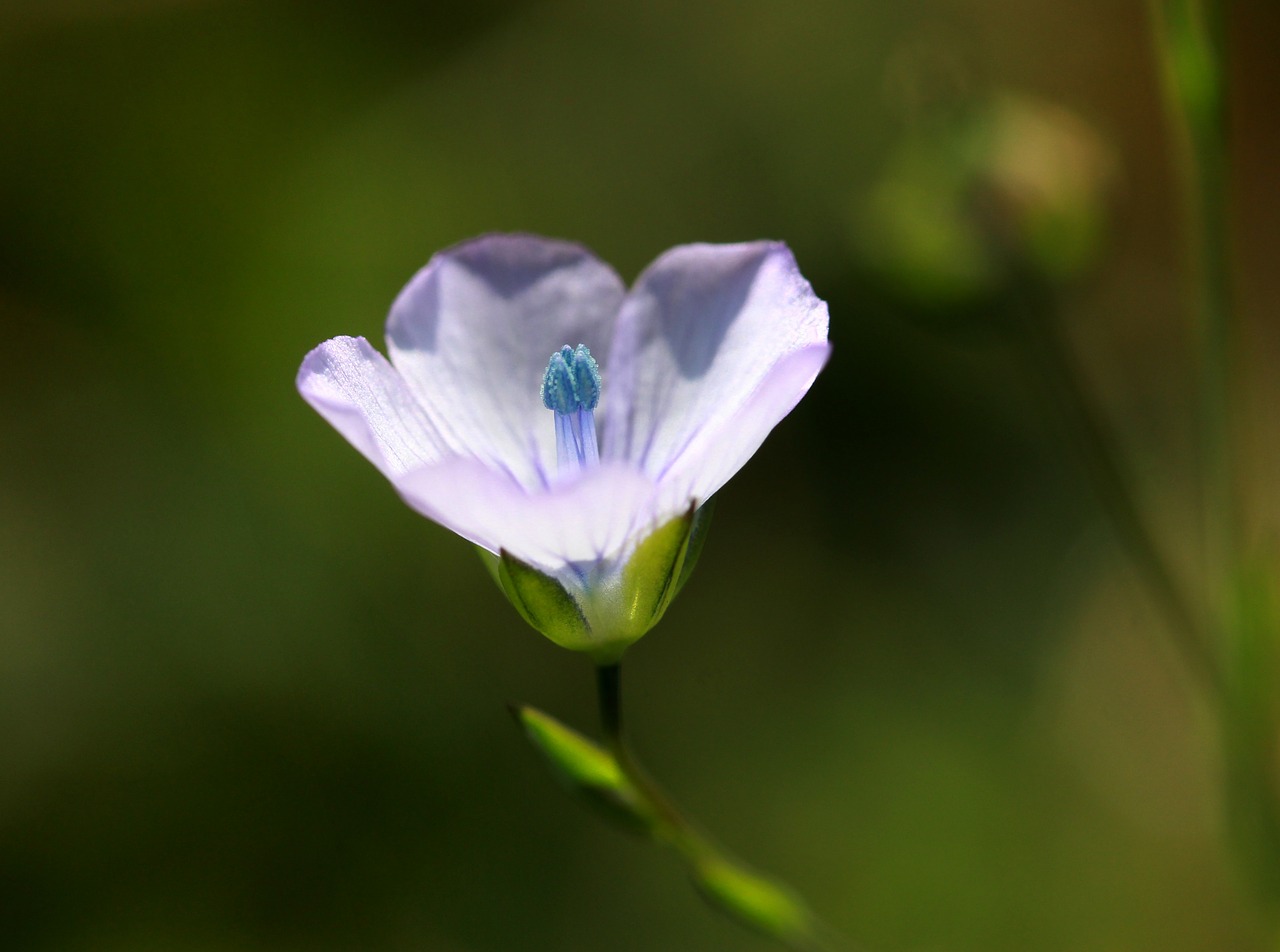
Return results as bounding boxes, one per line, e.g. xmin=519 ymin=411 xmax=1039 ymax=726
xmin=297 ymin=336 xmax=447 ymax=478
xmin=601 ymin=242 xmax=829 ymax=499
xmin=394 ymin=459 xmax=661 ymax=571
xmin=386 ymin=234 xmax=626 ymax=489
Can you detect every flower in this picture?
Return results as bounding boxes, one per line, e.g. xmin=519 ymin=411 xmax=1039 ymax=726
xmin=297 ymin=234 xmax=830 ymax=661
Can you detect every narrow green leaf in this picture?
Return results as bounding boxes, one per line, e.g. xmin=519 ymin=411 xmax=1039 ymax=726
xmin=498 ymin=551 xmax=591 ymax=651
xmin=693 ymin=856 xmax=817 ymax=947
xmin=511 ymin=704 xmax=654 ymax=833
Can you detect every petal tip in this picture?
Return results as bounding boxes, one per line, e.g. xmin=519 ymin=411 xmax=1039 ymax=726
xmin=387 ymin=234 xmax=622 ymax=330
xmin=296 ymin=335 xmax=374 ymax=392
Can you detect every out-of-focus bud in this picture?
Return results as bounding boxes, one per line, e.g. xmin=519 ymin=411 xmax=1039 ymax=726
xmin=978 ymin=95 xmax=1117 ymax=282
xmin=856 ymin=92 xmax=1115 ymax=309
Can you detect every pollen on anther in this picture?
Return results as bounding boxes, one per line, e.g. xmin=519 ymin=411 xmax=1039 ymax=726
xmin=571 ymin=345 xmax=601 ymax=410
xmin=541 ymin=344 xmax=600 ymax=414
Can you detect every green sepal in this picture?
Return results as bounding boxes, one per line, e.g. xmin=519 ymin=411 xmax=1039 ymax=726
xmin=477 ymin=502 xmax=712 ymax=661
xmin=496 ymin=550 xmax=591 ymax=651
xmin=476 ymin=547 xmax=503 ymax=587
xmin=510 ymin=704 xmax=654 ymax=833
xmin=673 ymin=499 xmax=714 ymax=598
xmin=692 ymin=856 xmax=816 ymax=946
xmin=615 ymin=504 xmax=700 ymax=637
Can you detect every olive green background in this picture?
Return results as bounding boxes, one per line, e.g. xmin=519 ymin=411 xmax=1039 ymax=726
xmin=2 ymin=1 xmax=1279 ymax=949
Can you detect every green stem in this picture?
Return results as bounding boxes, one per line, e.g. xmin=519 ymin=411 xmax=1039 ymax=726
xmin=595 ymin=663 xmax=840 ymax=952
xmin=1146 ymin=1 xmax=1280 ymax=937
xmin=1149 ymin=0 xmax=1237 ymax=601
xmin=596 ymin=662 xmax=622 ymax=739
xmin=595 ymin=663 xmax=709 ymax=857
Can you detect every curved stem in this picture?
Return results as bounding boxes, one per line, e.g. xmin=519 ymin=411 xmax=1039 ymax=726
xmin=595 ymin=663 xmax=841 ymax=952
xmin=1146 ymin=1 xmax=1280 ymax=937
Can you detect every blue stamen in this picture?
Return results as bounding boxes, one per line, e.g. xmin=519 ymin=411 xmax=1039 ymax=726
xmin=541 ymin=344 xmax=600 ymax=413
xmin=542 ymin=344 xmax=601 ymax=472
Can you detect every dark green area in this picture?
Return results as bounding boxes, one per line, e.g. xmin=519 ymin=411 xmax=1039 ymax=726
xmin=2 ymin=1 xmax=1277 ymax=950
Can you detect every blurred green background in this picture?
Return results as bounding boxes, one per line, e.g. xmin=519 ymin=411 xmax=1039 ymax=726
xmin=2 ymin=1 xmax=1279 ymax=949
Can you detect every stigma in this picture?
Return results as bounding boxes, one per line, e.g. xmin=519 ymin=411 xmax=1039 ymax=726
xmin=541 ymin=344 xmax=601 ymax=473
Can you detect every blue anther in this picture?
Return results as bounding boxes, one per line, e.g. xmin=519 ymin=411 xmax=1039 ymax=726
xmin=571 ymin=344 xmax=601 ymax=410
xmin=541 ymin=347 xmax=575 ymax=414
xmin=541 ymin=344 xmax=600 ymax=414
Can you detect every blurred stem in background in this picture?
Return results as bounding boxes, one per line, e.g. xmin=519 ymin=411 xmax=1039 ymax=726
xmin=1148 ymin=0 xmax=1237 ymax=590
xmin=1148 ymin=0 xmax=1280 ymax=935
xmin=862 ymin=12 xmax=1271 ymax=930
xmin=854 ymin=86 xmax=1230 ymax=699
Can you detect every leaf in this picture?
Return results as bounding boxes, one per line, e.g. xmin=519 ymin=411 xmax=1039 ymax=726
xmin=511 ymin=704 xmax=654 ymax=833
xmin=693 ymin=855 xmax=818 ymax=948
xmin=673 ymin=499 xmax=714 ymax=598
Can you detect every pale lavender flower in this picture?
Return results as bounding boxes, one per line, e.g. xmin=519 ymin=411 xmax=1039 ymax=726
xmin=297 ymin=234 xmax=830 ymax=658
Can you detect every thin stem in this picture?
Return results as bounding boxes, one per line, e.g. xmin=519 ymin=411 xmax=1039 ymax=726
xmin=597 ymin=662 xmax=622 ymax=739
xmin=594 ymin=663 xmax=840 ymax=952
xmin=595 ymin=662 xmax=699 ymax=849
xmin=1149 ymin=0 xmax=1237 ymax=602
xmin=1145 ymin=1 xmax=1280 ymax=935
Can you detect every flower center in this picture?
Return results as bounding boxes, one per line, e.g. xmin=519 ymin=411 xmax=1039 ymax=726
xmin=541 ymin=344 xmax=601 ymax=473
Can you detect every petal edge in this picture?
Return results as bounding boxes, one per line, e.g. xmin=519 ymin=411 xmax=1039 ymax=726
xmin=297 ymin=336 xmax=447 ymax=478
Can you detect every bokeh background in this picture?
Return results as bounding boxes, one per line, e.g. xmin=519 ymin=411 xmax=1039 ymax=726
xmin=2 ymin=1 xmax=1279 ymax=949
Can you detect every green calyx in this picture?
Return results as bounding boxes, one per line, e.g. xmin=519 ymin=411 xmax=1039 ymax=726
xmin=479 ymin=502 xmax=713 ymax=662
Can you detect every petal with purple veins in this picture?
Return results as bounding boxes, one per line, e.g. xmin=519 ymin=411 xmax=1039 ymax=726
xmin=387 ymin=234 xmax=626 ymax=489
xmin=297 ymin=335 xmax=448 ymax=479
xmin=601 ymin=242 xmax=829 ymax=499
